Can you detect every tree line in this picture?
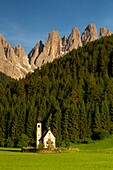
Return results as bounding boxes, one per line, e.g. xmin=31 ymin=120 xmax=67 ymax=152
xmin=0 ymin=35 xmax=113 ymax=147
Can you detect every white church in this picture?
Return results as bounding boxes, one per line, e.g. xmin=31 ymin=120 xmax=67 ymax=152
xmin=36 ymin=116 xmax=56 ymax=149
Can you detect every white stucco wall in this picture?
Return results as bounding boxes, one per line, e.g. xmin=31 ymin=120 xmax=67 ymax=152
xmin=43 ymin=130 xmax=56 ymax=148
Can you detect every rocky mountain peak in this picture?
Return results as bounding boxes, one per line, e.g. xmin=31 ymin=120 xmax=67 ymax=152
xmin=0 ymin=35 xmax=32 ymax=79
xmin=45 ymin=30 xmax=62 ymax=51
xmin=28 ymin=41 xmax=44 ymax=67
xmin=100 ymin=27 xmax=112 ymax=37
xmin=0 ymin=34 xmax=11 ymax=48
xmin=34 ymin=30 xmax=62 ymax=67
xmin=29 ymin=30 xmax=62 ymax=68
xmin=48 ymin=30 xmax=60 ymax=40
xmin=0 ymin=24 xmax=113 ymax=79
xmin=67 ymin=27 xmax=82 ymax=51
xmin=81 ymin=24 xmax=98 ymax=45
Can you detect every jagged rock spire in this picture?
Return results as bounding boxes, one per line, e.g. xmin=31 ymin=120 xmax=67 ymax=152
xmin=81 ymin=24 xmax=98 ymax=45
xmin=0 ymin=24 xmax=112 ymax=79
xmin=100 ymin=27 xmax=112 ymax=37
xmin=0 ymin=34 xmax=32 ymax=79
xmin=66 ymin=27 xmax=82 ymax=51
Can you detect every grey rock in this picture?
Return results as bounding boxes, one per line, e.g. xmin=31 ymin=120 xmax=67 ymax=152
xmin=81 ymin=24 xmax=98 ymax=45
xmin=100 ymin=27 xmax=112 ymax=37
xmin=67 ymin=27 xmax=82 ymax=51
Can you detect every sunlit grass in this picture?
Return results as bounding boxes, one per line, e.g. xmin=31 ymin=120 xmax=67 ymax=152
xmin=0 ymin=137 xmax=113 ymax=170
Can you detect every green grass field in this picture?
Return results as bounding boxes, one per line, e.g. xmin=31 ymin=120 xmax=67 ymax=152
xmin=1 ymin=137 xmax=113 ymax=170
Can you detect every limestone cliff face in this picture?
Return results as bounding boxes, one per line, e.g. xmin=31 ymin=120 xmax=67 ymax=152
xmin=100 ymin=28 xmax=112 ymax=37
xmin=28 ymin=41 xmax=44 ymax=69
xmin=34 ymin=30 xmax=62 ymax=67
xmin=61 ymin=36 xmax=67 ymax=54
xmin=81 ymin=24 xmax=98 ymax=45
xmin=66 ymin=27 xmax=82 ymax=51
xmin=0 ymin=34 xmax=32 ymax=79
xmin=29 ymin=28 xmax=82 ymax=68
xmin=0 ymin=24 xmax=113 ymax=79
xmin=14 ymin=45 xmax=32 ymax=72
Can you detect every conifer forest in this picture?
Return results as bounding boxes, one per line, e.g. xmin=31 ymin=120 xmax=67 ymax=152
xmin=1 ymin=35 xmax=113 ymax=147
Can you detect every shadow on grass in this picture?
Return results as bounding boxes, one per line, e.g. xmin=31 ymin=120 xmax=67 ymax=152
xmin=0 ymin=148 xmax=22 ymax=153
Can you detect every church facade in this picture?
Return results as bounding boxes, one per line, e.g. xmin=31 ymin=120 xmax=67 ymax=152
xmin=36 ymin=118 xmax=56 ymax=149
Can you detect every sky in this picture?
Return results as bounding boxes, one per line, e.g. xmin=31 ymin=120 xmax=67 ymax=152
xmin=0 ymin=0 xmax=113 ymax=54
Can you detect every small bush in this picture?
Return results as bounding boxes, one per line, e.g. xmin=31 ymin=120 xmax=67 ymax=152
xmin=17 ymin=134 xmax=30 ymax=147
xmin=61 ymin=139 xmax=70 ymax=148
xmin=38 ymin=144 xmax=44 ymax=150
xmin=47 ymin=139 xmax=54 ymax=150
xmin=60 ymin=140 xmax=66 ymax=148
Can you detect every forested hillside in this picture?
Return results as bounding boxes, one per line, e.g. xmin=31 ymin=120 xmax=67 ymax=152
xmin=1 ymin=35 xmax=113 ymax=147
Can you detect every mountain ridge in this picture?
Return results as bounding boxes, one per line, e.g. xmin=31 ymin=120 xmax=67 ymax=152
xmin=0 ymin=24 xmax=112 ymax=79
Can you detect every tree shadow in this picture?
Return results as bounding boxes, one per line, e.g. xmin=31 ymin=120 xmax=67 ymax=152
xmin=0 ymin=148 xmax=22 ymax=153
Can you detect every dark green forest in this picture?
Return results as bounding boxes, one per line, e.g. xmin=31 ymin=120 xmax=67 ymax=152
xmin=1 ymin=35 xmax=113 ymax=147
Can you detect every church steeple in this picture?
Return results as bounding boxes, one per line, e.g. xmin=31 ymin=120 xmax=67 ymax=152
xmin=37 ymin=114 xmax=42 ymax=123
xmin=36 ymin=114 xmax=42 ymax=148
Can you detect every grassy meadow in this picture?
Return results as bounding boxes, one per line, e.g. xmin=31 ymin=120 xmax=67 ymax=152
xmin=1 ymin=137 xmax=113 ymax=170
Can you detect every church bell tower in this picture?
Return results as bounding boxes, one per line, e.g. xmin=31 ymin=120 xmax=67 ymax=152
xmin=36 ymin=115 xmax=42 ymax=149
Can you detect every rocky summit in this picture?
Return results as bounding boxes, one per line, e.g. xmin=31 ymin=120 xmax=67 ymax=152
xmin=0 ymin=34 xmax=32 ymax=79
xmin=66 ymin=27 xmax=82 ymax=51
xmin=100 ymin=27 xmax=112 ymax=37
xmin=81 ymin=24 xmax=98 ymax=45
xmin=34 ymin=30 xmax=62 ymax=68
xmin=0 ymin=24 xmax=112 ymax=79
